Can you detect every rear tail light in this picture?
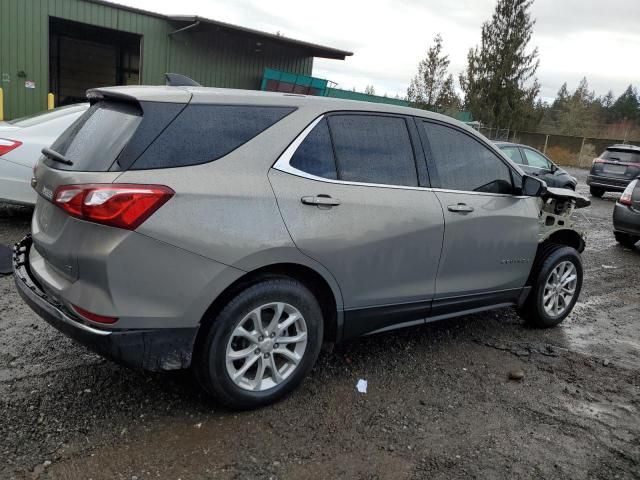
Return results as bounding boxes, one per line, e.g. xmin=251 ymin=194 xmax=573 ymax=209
xmin=592 ymin=158 xmax=605 ymax=164
xmin=53 ymin=184 xmax=174 ymax=230
xmin=72 ymin=305 xmax=118 ymax=324
xmin=619 ymin=179 xmax=638 ymax=206
xmin=0 ymin=138 xmax=23 ymax=156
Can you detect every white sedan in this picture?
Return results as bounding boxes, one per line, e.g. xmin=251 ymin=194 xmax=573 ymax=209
xmin=0 ymin=103 xmax=89 ymax=205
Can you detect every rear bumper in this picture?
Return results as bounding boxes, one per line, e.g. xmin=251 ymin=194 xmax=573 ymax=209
xmin=13 ymin=235 xmax=198 ymax=371
xmin=587 ymin=174 xmax=630 ymax=192
xmin=613 ymin=203 xmax=640 ymax=236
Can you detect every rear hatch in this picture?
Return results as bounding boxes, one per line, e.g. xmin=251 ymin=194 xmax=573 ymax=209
xmin=591 ymin=147 xmax=640 ymax=180
xmin=31 ymin=89 xmax=189 ymax=284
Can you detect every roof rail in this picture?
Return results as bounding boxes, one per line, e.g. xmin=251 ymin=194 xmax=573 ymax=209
xmin=165 ymin=73 xmax=202 ymax=87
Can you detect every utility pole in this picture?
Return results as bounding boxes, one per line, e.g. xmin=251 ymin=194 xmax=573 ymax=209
xmin=578 ymin=137 xmax=586 ymax=167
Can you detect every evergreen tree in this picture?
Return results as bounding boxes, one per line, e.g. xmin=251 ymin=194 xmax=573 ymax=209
xmin=407 ymin=34 xmax=460 ymax=112
xmin=601 ymin=90 xmax=615 ymax=109
xmin=552 ymin=83 xmax=570 ymax=110
xmin=556 ymin=77 xmax=597 ymax=135
xmin=611 ymin=85 xmax=639 ymax=122
xmin=459 ymin=0 xmax=540 ymax=130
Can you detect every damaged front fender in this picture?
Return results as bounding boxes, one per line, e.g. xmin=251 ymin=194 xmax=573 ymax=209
xmin=537 ymin=187 xmax=590 ymax=252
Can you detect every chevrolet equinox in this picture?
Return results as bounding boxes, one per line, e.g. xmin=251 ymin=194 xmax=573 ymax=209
xmin=13 ymin=85 xmax=589 ymax=409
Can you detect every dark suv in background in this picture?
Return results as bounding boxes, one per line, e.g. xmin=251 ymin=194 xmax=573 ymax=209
xmin=613 ymin=178 xmax=640 ymax=248
xmin=588 ymin=144 xmax=640 ymax=197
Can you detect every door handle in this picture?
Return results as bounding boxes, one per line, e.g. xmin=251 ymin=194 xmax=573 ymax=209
xmin=447 ymin=203 xmax=474 ymax=213
xmin=301 ymin=195 xmax=341 ymax=207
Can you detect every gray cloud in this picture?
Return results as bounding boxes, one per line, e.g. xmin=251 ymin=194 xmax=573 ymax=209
xmin=110 ymin=0 xmax=639 ymax=100
xmin=533 ymin=0 xmax=640 ymax=36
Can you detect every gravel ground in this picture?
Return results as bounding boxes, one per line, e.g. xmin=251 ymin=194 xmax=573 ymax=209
xmin=0 ymin=167 xmax=638 ymax=480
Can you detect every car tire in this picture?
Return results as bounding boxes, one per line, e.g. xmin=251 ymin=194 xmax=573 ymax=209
xmin=565 ymin=183 xmax=576 ymax=191
xmin=614 ymin=232 xmax=639 ymax=248
xmin=194 ymin=276 xmax=323 ymax=409
xmin=518 ymin=244 xmax=583 ymax=328
xmin=590 ymin=186 xmax=605 ymax=197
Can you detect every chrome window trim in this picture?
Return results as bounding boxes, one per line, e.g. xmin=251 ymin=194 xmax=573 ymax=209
xmin=272 ymin=114 xmax=528 ymax=199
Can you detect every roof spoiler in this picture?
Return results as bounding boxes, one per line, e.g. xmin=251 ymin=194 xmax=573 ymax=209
xmin=165 ymin=73 xmax=201 ymax=87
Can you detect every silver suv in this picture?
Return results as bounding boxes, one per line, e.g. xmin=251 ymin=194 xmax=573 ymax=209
xmin=13 ymin=85 xmax=589 ymax=408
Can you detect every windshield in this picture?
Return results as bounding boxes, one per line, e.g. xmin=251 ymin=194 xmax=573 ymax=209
xmin=7 ymin=104 xmax=89 ymax=127
xmin=602 ymin=149 xmax=640 ymax=164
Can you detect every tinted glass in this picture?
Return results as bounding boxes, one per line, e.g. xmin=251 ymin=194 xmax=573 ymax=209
xmin=500 ymin=146 xmax=524 ymax=165
xmin=48 ymin=101 xmax=142 ymax=171
xmin=602 ymin=149 xmax=640 ymax=164
xmin=422 ymin=122 xmax=513 ymax=194
xmin=523 ymin=148 xmax=551 ymax=169
xmin=290 ymin=119 xmax=337 ymax=179
xmin=132 ymin=105 xmax=295 ymax=170
xmin=328 ymin=115 xmax=418 ymax=186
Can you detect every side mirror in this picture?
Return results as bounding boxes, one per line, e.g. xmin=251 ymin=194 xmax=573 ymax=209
xmin=522 ymin=175 xmax=547 ymax=197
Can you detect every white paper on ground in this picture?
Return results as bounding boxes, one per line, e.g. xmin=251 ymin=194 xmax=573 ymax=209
xmin=356 ymin=379 xmax=368 ymax=394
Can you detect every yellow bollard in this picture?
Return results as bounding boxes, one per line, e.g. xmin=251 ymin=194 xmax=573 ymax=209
xmin=0 ymin=87 xmax=4 ymax=121
xmin=47 ymin=93 xmax=54 ymax=110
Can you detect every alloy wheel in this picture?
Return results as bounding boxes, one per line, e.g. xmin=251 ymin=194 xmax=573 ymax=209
xmin=225 ymin=302 xmax=308 ymax=392
xmin=542 ymin=261 xmax=578 ymax=318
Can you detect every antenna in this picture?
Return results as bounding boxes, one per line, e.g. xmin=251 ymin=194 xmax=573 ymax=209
xmin=165 ymin=73 xmax=202 ymax=87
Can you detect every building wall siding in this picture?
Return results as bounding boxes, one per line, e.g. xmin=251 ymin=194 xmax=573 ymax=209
xmin=0 ymin=0 xmax=315 ymax=119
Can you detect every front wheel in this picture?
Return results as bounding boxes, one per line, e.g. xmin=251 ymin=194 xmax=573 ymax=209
xmin=518 ymin=245 xmax=583 ymax=328
xmin=194 ymin=277 xmax=323 ymax=409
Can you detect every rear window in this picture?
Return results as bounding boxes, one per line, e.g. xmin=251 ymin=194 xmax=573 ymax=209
xmin=131 ymin=105 xmax=295 ymax=170
xmin=47 ymin=101 xmax=142 ymax=171
xmin=602 ymin=149 xmax=640 ymax=164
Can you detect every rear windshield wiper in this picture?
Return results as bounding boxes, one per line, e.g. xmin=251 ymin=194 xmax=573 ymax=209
xmin=41 ymin=147 xmax=73 ymax=166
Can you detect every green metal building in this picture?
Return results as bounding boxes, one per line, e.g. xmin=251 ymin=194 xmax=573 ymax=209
xmin=0 ymin=0 xmax=351 ymax=119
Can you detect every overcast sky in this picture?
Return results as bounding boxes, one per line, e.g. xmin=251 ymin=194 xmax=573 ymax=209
xmin=110 ymin=0 xmax=640 ymax=102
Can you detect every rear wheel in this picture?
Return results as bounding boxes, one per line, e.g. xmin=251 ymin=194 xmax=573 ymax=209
xmin=518 ymin=245 xmax=583 ymax=328
xmin=194 ymin=277 xmax=323 ymax=409
xmin=614 ymin=232 xmax=639 ymax=248
xmin=590 ymin=186 xmax=605 ymax=197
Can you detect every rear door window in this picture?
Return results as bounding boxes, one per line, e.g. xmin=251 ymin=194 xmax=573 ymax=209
xmin=421 ymin=121 xmax=513 ymax=194
xmin=327 ymin=114 xmax=418 ymax=187
xmin=289 ymin=119 xmax=337 ymax=179
xmin=522 ymin=148 xmax=551 ymax=169
xmin=500 ymin=146 xmax=525 ymax=165
xmin=47 ymin=101 xmax=142 ymax=171
xmin=132 ymin=105 xmax=295 ymax=170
